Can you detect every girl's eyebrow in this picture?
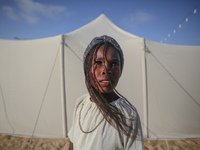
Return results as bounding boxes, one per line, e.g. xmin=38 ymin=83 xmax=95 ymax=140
xmin=96 ymin=58 xmax=120 ymax=63
xmin=96 ymin=58 xmax=104 ymax=61
xmin=111 ymin=58 xmax=120 ymax=62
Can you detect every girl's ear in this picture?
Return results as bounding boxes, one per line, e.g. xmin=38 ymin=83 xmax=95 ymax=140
xmin=119 ymin=71 xmax=122 ymax=77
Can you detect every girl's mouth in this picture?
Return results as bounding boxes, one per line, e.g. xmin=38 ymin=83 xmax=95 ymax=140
xmin=99 ymin=80 xmax=111 ymax=86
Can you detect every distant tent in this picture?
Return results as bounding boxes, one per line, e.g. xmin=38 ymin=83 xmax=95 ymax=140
xmin=0 ymin=14 xmax=200 ymax=139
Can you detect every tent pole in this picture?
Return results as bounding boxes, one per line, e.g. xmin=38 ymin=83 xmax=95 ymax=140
xmin=142 ymin=39 xmax=149 ymax=138
xmin=61 ymin=34 xmax=68 ymax=137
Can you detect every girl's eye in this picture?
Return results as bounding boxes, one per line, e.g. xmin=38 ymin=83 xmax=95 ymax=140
xmin=112 ymin=62 xmax=119 ymax=66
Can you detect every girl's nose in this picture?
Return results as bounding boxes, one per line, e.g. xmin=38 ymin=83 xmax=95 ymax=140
xmin=102 ymin=64 xmax=112 ymax=75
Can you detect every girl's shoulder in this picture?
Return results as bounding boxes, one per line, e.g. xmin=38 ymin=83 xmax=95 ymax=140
xmin=111 ymin=98 xmax=138 ymax=118
xmin=75 ymin=94 xmax=90 ymax=107
xmin=76 ymin=93 xmax=89 ymax=103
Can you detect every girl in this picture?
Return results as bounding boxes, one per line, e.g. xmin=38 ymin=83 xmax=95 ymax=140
xmin=68 ymin=35 xmax=144 ymax=150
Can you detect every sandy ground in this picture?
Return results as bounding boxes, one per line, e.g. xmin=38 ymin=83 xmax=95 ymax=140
xmin=0 ymin=134 xmax=200 ymax=150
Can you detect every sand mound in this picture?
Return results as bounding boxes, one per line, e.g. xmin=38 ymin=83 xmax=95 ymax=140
xmin=0 ymin=134 xmax=200 ymax=150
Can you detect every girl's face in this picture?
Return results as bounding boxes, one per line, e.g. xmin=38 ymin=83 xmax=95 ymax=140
xmin=90 ymin=45 xmax=121 ymax=93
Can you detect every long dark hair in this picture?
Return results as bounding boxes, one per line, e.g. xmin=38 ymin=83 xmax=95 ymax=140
xmin=84 ymin=41 xmax=141 ymax=140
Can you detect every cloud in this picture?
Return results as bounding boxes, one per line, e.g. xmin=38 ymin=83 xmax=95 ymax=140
xmin=2 ymin=0 xmax=68 ymax=24
xmin=2 ymin=6 xmax=18 ymax=20
xmin=124 ymin=11 xmax=155 ymax=29
xmin=133 ymin=11 xmax=155 ymax=23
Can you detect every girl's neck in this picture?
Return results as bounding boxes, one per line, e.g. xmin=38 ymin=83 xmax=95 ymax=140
xmin=90 ymin=91 xmax=120 ymax=103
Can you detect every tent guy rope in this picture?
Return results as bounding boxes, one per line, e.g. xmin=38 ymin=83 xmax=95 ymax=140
xmin=27 ymin=42 xmax=62 ymax=150
xmin=0 ymin=84 xmax=15 ymax=135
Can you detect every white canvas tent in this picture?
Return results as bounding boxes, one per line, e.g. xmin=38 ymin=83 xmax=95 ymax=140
xmin=0 ymin=14 xmax=200 ymax=139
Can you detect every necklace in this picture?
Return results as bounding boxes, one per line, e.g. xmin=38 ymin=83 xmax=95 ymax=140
xmin=78 ymin=103 xmax=104 ymax=134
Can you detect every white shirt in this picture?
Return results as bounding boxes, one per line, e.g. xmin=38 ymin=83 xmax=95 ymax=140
xmin=68 ymin=94 xmax=144 ymax=150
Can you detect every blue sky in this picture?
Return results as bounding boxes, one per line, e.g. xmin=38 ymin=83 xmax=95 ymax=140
xmin=0 ymin=0 xmax=200 ymax=45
